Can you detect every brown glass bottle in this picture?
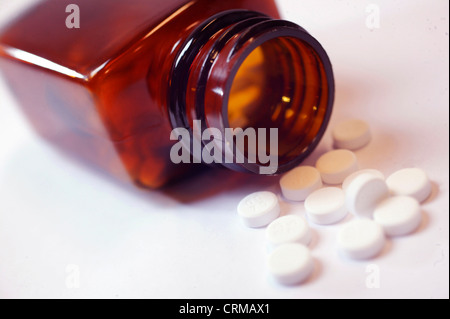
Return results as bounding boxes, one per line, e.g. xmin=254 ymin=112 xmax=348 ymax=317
xmin=0 ymin=0 xmax=334 ymax=188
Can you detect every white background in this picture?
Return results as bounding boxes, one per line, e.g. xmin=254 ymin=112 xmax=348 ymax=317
xmin=0 ymin=0 xmax=448 ymax=299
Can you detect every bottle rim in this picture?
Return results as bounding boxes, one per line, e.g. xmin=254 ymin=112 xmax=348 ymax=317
xmin=168 ymin=9 xmax=335 ymax=175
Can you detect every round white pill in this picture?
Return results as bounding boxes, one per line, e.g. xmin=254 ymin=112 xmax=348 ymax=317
xmin=305 ymin=187 xmax=348 ymax=225
xmin=337 ymin=219 xmax=386 ymax=260
xmin=316 ymin=149 xmax=359 ymax=185
xmin=332 ymin=119 xmax=372 ymax=150
xmin=373 ymin=196 xmax=422 ymax=237
xmin=346 ymin=173 xmax=389 ymax=218
xmin=266 ymin=215 xmax=312 ymax=248
xmin=279 ymin=166 xmax=323 ymax=201
xmin=237 ymin=191 xmax=280 ymax=228
xmin=267 ymin=243 xmax=314 ymax=285
xmin=386 ymin=168 xmax=432 ymax=203
xmin=342 ymin=169 xmax=385 ymax=191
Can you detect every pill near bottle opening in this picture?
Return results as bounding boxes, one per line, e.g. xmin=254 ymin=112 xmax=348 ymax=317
xmin=279 ymin=166 xmax=323 ymax=202
xmin=337 ymin=219 xmax=386 ymax=260
xmin=346 ymin=173 xmax=389 ymax=219
xmin=373 ymin=196 xmax=422 ymax=237
xmin=386 ymin=168 xmax=432 ymax=203
xmin=316 ymin=149 xmax=359 ymax=185
xmin=267 ymin=243 xmax=314 ymax=285
xmin=332 ymin=119 xmax=372 ymax=150
xmin=305 ymin=187 xmax=348 ymax=225
xmin=237 ymin=191 xmax=280 ymax=228
xmin=266 ymin=215 xmax=312 ymax=249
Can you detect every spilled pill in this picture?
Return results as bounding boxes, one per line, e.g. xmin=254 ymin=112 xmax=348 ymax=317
xmin=332 ymin=119 xmax=372 ymax=150
xmin=316 ymin=149 xmax=359 ymax=185
xmin=305 ymin=187 xmax=348 ymax=225
xmin=279 ymin=166 xmax=323 ymax=201
xmin=237 ymin=191 xmax=280 ymax=228
xmin=337 ymin=219 xmax=386 ymax=260
xmin=386 ymin=168 xmax=432 ymax=203
xmin=373 ymin=196 xmax=422 ymax=237
xmin=266 ymin=215 xmax=312 ymax=249
xmin=346 ymin=173 xmax=389 ymax=218
xmin=342 ymin=169 xmax=385 ymax=191
xmin=267 ymin=243 xmax=314 ymax=285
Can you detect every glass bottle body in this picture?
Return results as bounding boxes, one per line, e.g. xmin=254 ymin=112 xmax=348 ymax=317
xmin=0 ymin=0 xmax=334 ymax=188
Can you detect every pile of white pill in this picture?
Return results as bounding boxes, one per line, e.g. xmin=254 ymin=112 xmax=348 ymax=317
xmin=237 ymin=118 xmax=434 ymax=286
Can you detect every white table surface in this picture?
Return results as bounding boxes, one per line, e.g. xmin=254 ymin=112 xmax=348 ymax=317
xmin=0 ymin=0 xmax=448 ymax=299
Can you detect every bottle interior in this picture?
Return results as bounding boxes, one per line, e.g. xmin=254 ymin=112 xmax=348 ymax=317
xmin=228 ymin=36 xmax=330 ymax=167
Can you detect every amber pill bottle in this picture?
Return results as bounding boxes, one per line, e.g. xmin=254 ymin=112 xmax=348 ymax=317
xmin=0 ymin=0 xmax=334 ymax=188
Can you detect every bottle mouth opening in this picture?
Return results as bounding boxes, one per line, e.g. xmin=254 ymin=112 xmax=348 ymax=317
xmin=223 ymin=31 xmax=334 ymax=174
xmin=168 ymin=10 xmax=334 ymax=176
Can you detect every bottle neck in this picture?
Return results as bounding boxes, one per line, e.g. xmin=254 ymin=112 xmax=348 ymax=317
xmin=168 ymin=10 xmax=335 ymax=175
